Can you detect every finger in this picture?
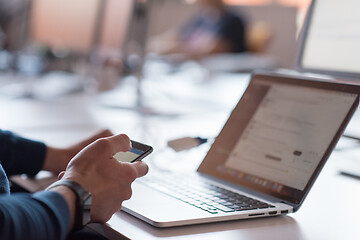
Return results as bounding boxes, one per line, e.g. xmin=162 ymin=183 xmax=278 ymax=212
xmin=91 ymin=134 xmax=132 ymax=158
xmin=79 ymin=129 xmax=114 ymax=147
xmin=131 ymin=161 xmax=149 ymax=178
xmin=93 ymin=129 xmax=113 ymax=139
xmin=107 ymin=134 xmax=132 ymax=153
xmin=58 ymin=171 xmax=65 ymax=180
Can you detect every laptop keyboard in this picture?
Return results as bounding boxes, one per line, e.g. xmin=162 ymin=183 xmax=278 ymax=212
xmin=138 ymin=173 xmax=275 ymax=214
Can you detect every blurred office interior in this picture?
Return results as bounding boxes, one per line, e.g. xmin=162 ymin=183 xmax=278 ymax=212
xmin=0 ymin=0 xmax=316 ymax=182
xmin=0 ymin=0 xmax=312 ymax=166
xmin=0 ymin=0 xmax=310 ymax=94
xmin=3 ymin=2 xmax=360 ymax=240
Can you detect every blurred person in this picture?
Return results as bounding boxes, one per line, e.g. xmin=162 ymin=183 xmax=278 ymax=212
xmin=150 ymin=0 xmax=247 ymax=60
xmin=0 ymin=129 xmax=148 ymax=240
xmin=0 ymin=0 xmax=28 ymax=50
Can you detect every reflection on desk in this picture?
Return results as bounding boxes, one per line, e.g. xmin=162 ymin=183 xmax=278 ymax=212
xmin=99 ymin=212 xmax=301 ymax=240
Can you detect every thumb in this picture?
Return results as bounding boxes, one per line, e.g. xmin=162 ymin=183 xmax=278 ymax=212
xmin=58 ymin=171 xmax=65 ymax=180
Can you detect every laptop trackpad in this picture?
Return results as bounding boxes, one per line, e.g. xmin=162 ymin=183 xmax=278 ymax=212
xmin=122 ymin=181 xmax=210 ymax=226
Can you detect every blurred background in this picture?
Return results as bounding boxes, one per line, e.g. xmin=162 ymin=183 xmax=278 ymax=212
xmin=0 ymin=0 xmax=311 ymax=96
xmin=3 ymin=2 xmax=360 ymax=239
xmin=0 ymin=0 xmax=313 ymax=169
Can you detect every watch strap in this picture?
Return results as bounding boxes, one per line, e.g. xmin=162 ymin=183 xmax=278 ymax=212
xmin=46 ymin=179 xmax=91 ymax=231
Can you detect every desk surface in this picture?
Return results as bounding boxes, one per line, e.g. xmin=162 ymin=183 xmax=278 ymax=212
xmin=93 ymin=155 xmax=360 ymax=240
xmin=0 ymin=70 xmax=359 ymax=240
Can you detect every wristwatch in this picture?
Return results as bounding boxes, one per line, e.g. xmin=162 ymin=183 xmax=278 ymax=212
xmin=46 ymin=179 xmax=92 ymax=231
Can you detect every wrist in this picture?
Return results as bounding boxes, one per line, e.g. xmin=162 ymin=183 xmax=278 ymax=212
xmin=43 ymin=147 xmax=70 ymax=174
xmin=49 ymin=186 xmax=77 ymax=230
xmin=47 ymin=179 xmax=92 ymax=231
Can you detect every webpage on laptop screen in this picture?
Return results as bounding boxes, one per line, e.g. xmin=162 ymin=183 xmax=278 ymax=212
xmin=224 ymin=84 xmax=356 ymax=191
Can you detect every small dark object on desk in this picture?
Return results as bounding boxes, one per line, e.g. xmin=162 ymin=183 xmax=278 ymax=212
xmin=339 ymin=171 xmax=360 ymax=181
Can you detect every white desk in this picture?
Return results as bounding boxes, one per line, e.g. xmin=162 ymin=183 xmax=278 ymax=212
xmin=89 ymin=153 xmax=360 ymax=240
xmin=1 ymin=71 xmax=359 ymax=240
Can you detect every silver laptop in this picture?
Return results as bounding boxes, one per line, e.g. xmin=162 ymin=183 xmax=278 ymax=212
xmin=122 ymin=72 xmax=360 ymax=227
xmin=295 ymin=0 xmax=360 ymax=178
xmin=296 ymin=0 xmax=360 ymax=81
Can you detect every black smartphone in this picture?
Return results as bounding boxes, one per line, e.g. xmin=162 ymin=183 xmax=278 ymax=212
xmin=114 ymin=140 xmax=153 ymax=163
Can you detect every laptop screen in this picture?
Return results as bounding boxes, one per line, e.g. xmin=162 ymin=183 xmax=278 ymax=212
xmin=296 ymin=0 xmax=360 ymax=80
xmin=198 ymin=73 xmax=359 ymax=205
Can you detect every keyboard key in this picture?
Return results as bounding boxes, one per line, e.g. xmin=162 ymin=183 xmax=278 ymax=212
xmin=235 ymin=206 xmax=257 ymax=211
xmin=198 ymin=203 xmax=218 ymax=212
xmin=212 ymin=204 xmax=235 ymax=212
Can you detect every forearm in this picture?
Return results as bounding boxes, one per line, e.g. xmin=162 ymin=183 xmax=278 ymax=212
xmin=0 ymin=130 xmax=46 ymax=176
xmin=49 ymin=186 xmax=76 ymax=231
xmin=0 ymin=191 xmax=72 ymax=240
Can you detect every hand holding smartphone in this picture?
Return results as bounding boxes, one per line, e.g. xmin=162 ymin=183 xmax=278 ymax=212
xmin=114 ymin=140 xmax=153 ymax=163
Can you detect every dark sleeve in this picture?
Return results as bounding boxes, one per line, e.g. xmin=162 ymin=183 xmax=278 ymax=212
xmin=0 ymin=191 xmax=71 ymax=240
xmin=218 ymin=12 xmax=247 ymax=53
xmin=0 ymin=130 xmax=47 ymax=176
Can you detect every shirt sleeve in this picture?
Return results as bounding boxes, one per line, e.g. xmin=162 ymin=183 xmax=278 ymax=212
xmin=0 ymin=130 xmax=47 ymax=176
xmin=0 ymin=191 xmax=71 ymax=240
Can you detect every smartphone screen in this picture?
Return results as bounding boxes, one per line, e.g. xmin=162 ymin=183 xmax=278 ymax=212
xmin=114 ymin=140 xmax=153 ymax=163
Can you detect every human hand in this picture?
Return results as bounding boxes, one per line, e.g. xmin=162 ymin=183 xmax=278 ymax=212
xmin=58 ymin=134 xmax=149 ymax=223
xmin=42 ymin=129 xmax=113 ymax=174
